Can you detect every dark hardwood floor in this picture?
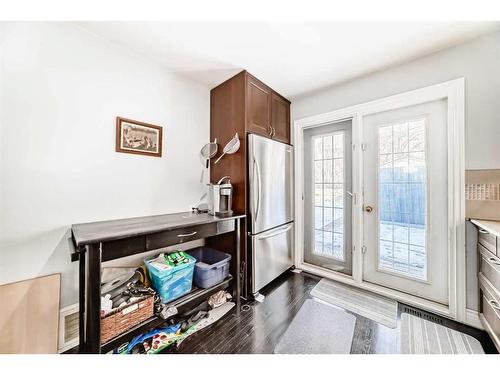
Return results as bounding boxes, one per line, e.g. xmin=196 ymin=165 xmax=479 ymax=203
xmin=177 ymin=270 xmax=316 ymax=354
xmin=176 ymin=270 xmax=496 ymax=354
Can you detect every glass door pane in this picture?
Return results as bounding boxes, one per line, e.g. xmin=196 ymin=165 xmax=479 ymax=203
xmin=313 ymin=133 xmax=345 ymax=260
xmin=377 ymin=118 xmax=427 ymax=280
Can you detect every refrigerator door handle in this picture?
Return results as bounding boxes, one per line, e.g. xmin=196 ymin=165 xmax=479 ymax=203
xmin=258 ymin=223 xmax=293 ymax=240
xmin=253 ymin=156 xmax=261 ymax=224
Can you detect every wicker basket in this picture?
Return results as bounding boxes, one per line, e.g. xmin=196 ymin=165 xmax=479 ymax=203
xmin=101 ymin=295 xmax=154 ymax=344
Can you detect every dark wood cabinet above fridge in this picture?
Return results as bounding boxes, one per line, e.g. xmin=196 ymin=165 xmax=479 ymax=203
xmin=245 ymin=73 xmax=291 ymax=143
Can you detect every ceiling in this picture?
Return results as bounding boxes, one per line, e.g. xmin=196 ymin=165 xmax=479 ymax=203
xmin=78 ymin=22 xmax=500 ymax=99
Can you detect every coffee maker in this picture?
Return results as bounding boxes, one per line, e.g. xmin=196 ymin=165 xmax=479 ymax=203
xmin=207 ymin=176 xmax=233 ymax=217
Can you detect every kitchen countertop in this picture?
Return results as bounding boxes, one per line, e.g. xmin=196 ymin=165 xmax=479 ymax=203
xmin=471 ymin=219 xmax=500 ymax=238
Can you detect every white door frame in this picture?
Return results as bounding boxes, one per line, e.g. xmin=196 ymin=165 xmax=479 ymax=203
xmin=294 ymin=78 xmax=466 ymax=323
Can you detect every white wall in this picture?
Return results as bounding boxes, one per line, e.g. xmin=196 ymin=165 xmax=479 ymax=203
xmin=0 ymin=22 xmax=210 ymax=306
xmin=292 ymin=30 xmax=500 ymax=170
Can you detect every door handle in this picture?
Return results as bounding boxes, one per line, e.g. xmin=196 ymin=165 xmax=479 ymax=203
xmin=253 ymin=157 xmax=261 ymax=223
xmin=364 ymin=205 xmax=374 ymax=213
xmin=258 ymin=224 xmax=293 ymax=240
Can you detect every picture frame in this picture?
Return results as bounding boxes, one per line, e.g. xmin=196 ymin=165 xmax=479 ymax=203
xmin=115 ymin=116 xmax=163 ymax=157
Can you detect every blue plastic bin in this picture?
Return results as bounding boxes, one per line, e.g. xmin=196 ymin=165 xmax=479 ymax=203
xmin=144 ymin=253 xmax=196 ymax=303
xmin=189 ymin=247 xmax=231 ymax=289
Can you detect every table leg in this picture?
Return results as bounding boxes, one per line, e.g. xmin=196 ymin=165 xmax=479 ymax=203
xmin=85 ymin=243 xmax=102 ymax=353
xmin=78 ymin=250 xmax=86 ymax=353
xmin=235 ymin=218 xmax=241 ymax=314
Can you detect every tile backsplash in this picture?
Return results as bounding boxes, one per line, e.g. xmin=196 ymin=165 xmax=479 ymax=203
xmin=465 ymin=169 xmax=500 ymax=220
xmin=465 ymin=183 xmax=500 ymax=201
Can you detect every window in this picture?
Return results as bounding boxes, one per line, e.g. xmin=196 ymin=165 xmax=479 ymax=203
xmin=313 ymin=132 xmax=345 ymax=260
xmin=378 ymin=118 xmax=427 ymax=280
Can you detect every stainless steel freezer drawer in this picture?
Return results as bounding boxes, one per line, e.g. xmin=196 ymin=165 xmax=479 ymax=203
xmin=251 ymin=222 xmax=293 ymax=294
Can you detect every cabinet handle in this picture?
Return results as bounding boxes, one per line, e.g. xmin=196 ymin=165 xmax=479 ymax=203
xmin=268 ymin=126 xmax=272 ymax=136
xmin=486 ymin=257 xmax=500 ymax=267
xmin=490 ymin=299 xmax=500 ymax=312
xmin=479 ymin=229 xmax=490 ymax=234
xmin=272 ymin=127 xmax=276 ymax=137
xmin=177 ymin=231 xmax=197 ymax=238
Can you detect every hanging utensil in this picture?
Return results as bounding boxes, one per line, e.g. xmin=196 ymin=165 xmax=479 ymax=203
xmin=214 ymin=133 xmax=240 ymax=164
xmin=199 ymin=138 xmax=218 ymax=183
xmin=200 ymin=138 xmax=218 ymax=168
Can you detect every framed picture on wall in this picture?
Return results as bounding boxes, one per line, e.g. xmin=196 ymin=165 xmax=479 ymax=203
xmin=115 ymin=117 xmax=163 ymax=157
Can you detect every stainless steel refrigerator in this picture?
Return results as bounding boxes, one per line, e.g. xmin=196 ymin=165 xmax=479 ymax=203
xmin=248 ymin=133 xmax=294 ymax=295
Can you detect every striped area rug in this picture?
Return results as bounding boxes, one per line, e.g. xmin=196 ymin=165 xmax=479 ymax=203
xmin=400 ymin=313 xmax=484 ymax=354
xmin=310 ymin=278 xmax=398 ymax=328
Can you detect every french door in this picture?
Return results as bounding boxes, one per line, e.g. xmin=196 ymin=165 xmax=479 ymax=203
xmin=362 ymin=99 xmax=449 ymax=304
xmin=297 ymin=79 xmax=464 ymax=315
xmin=302 ymin=120 xmax=353 ymax=276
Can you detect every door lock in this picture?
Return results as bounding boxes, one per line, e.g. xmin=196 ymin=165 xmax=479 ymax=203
xmin=364 ymin=205 xmax=373 ymax=213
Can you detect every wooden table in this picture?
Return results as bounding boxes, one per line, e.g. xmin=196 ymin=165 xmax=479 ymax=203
xmin=70 ymin=211 xmax=245 ymax=354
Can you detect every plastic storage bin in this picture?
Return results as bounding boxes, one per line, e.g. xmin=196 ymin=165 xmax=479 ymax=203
xmin=189 ymin=247 xmax=231 ymax=289
xmin=144 ymin=253 xmax=196 ymax=303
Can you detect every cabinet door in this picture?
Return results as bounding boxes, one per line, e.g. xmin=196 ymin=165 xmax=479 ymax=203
xmin=246 ymin=76 xmax=271 ymax=137
xmin=271 ymin=92 xmax=290 ymax=143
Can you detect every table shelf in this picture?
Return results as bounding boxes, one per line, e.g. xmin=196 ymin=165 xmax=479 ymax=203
xmin=101 ymin=275 xmax=233 ymax=353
